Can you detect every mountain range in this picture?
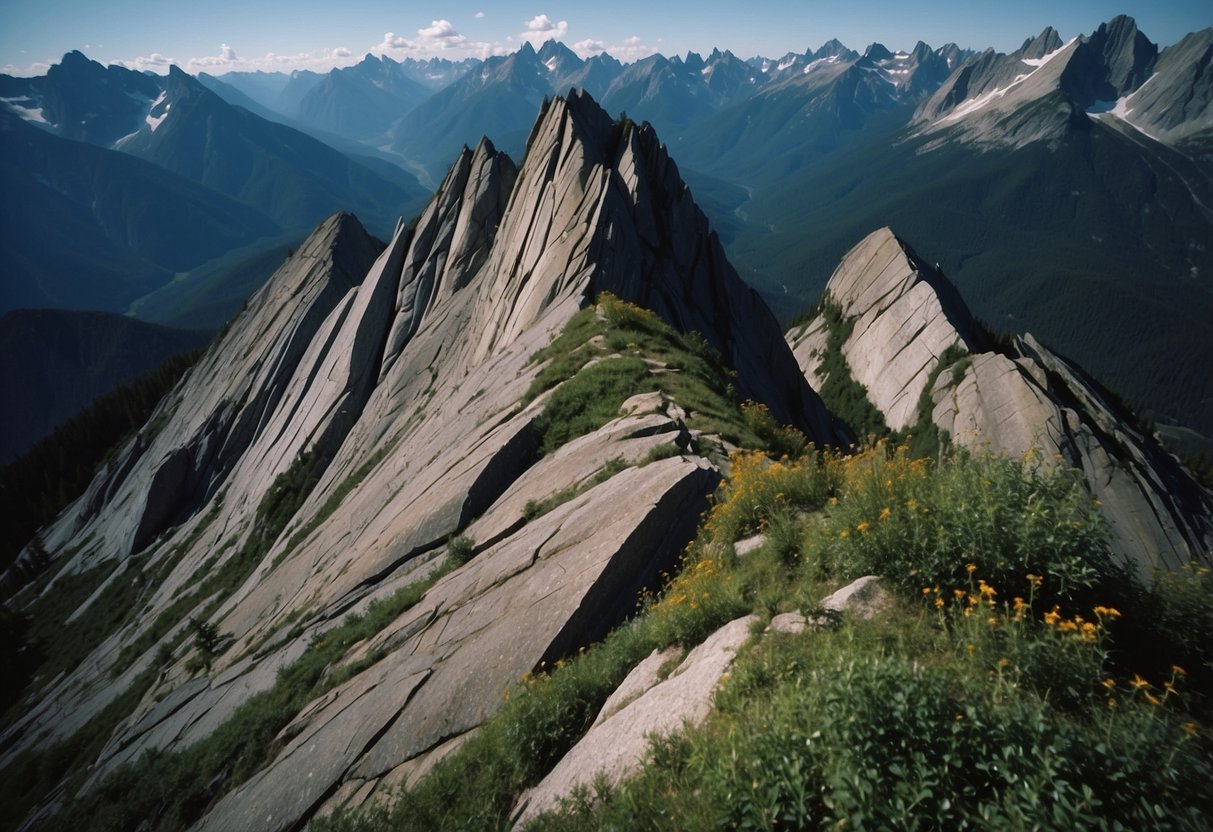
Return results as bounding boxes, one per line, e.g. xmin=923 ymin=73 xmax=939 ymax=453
xmin=1 ymin=82 xmax=1209 ymax=830
xmin=4 ymin=15 xmax=1208 ymax=451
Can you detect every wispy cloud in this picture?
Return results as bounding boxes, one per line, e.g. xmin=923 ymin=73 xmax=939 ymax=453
xmin=113 ymin=44 xmax=358 ymax=75
xmin=607 ymin=35 xmax=657 ymax=61
xmin=374 ymin=19 xmax=504 ymax=60
xmin=2 ymin=61 xmax=51 ymax=76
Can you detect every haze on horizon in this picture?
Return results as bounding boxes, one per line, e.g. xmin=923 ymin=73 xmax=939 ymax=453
xmin=2 ymin=0 xmax=1209 ymax=77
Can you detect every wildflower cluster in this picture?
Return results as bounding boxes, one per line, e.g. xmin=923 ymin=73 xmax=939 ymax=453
xmin=818 ymin=441 xmax=1113 ymax=595
xmin=703 ymin=449 xmax=837 ymax=543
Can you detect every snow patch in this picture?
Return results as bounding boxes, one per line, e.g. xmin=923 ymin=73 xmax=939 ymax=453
xmin=544 ymin=57 xmax=558 ymax=72
xmin=1091 ymin=84 xmax=1162 ymax=142
xmin=145 ymin=91 xmax=171 ymax=132
xmin=803 ymin=55 xmax=839 ymax=74
xmin=1020 ymin=37 xmax=1077 ymax=68
xmin=1 ymin=97 xmax=48 ymax=124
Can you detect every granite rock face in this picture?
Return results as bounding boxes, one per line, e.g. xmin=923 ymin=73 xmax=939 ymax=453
xmin=789 ymin=226 xmax=1213 ymax=574
xmin=3 ymin=92 xmax=829 ymax=831
xmin=514 ymin=615 xmax=758 ymax=826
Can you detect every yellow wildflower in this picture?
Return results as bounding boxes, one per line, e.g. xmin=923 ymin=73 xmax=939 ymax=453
xmin=934 ymin=597 xmax=945 ymax=609
xmin=1026 ymin=574 xmax=1043 ymax=589
xmin=1172 ymin=665 xmax=1188 ymax=677
xmin=966 ymin=563 xmax=977 ymax=574
xmin=839 ymin=529 xmax=850 ymax=539
xmin=879 ymin=507 xmax=892 ymax=521
xmin=856 ymin=522 xmax=871 ymax=534
xmin=1101 ymin=678 xmax=1116 ymax=690
xmin=1044 ymin=608 xmax=1061 ymax=626
xmin=1182 ymin=722 xmax=1198 ymax=736
xmin=1130 ymin=674 xmax=1150 ymax=690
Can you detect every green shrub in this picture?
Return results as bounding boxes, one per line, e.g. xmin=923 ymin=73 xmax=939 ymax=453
xmin=445 ymin=535 xmax=476 ymax=567
xmin=533 ymin=357 xmax=656 ymax=455
xmin=812 ymin=442 xmax=1116 ymax=603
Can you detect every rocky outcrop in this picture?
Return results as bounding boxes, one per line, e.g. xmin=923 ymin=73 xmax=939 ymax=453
xmin=789 ymin=228 xmax=983 ymax=432
xmin=789 ymin=227 xmax=1213 ymax=574
xmin=3 ymin=91 xmax=830 ymax=831
xmin=514 ymin=614 xmax=758 ymax=826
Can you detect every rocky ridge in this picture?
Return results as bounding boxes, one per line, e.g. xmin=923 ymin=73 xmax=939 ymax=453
xmin=913 ymin=15 xmax=1212 ymax=149
xmin=788 ymin=227 xmax=1213 ymax=574
xmin=2 ymin=91 xmax=835 ymax=831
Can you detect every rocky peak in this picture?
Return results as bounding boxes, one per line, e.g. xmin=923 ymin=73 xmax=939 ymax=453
xmin=1062 ymin=14 xmax=1158 ymax=104
xmin=812 ymin=38 xmax=853 ymax=60
xmin=466 ymin=90 xmax=841 ymax=438
xmin=788 ymin=227 xmax=1213 ymax=573
xmin=1018 ymin=26 xmax=1064 ymax=60
xmin=788 ymin=227 xmax=983 ymax=432
xmin=864 ymin=43 xmax=894 ymax=62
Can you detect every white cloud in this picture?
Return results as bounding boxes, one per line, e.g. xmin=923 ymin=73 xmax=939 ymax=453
xmin=520 ymin=14 xmax=569 ymax=47
xmin=375 ymin=20 xmax=505 ymax=60
xmin=114 ymin=44 xmax=359 ymax=75
xmin=119 ymin=52 xmax=175 ymax=71
xmin=475 ymin=11 xmax=485 ymax=19
xmin=376 ymin=31 xmax=417 ymax=51
xmin=573 ymin=39 xmax=606 ymax=56
xmin=419 ymin=19 xmax=467 ymax=49
xmin=2 ymin=61 xmax=51 ymax=76
xmin=185 ymin=43 xmax=240 ymax=70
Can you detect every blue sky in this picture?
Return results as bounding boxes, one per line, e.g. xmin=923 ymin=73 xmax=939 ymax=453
xmin=1 ymin=1 xmax=1209 ymax=75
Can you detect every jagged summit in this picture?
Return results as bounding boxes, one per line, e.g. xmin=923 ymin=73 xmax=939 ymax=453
xmin=2 ymin=89 xmax=841 ymax=830
xmin=789 ymin=227 xmax=1213 ymax=574
xmin=1019 ymin=26 xmax=1064 ymax=59
xmin=912 ymin=14 xmax=1212 ymax=148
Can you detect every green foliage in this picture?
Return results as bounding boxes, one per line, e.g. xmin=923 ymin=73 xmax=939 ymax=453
xmin=320 ymin=438 xmax=1213 ymax=832
xmin=44 ymin=566 xmax=449 ymax=832
xmin=899 ymin=343 xmax=966 ymax=462
xmin=810 ymin=299 xmax=890 ymax=439
xmin=184 ymin=617 xmax=222 ymax=675
xmin=445 ymin=535 xmax=477 ymax=568
xmin=813 ymin=443 xmax=1116 ymax=600
xmin=522 ymin=293 xmax=783 ymax=458
xmin=534 ymin=357 xmax=656 ymax=455
xmin=740 ymin=401 xmax=809 ymax=459
xmin=0 ymin=666 xmax=158 ymax=832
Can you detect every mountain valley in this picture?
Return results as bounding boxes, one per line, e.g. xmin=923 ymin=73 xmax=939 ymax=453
xmin=1 ymin=11 xmax=1212 ymax=831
